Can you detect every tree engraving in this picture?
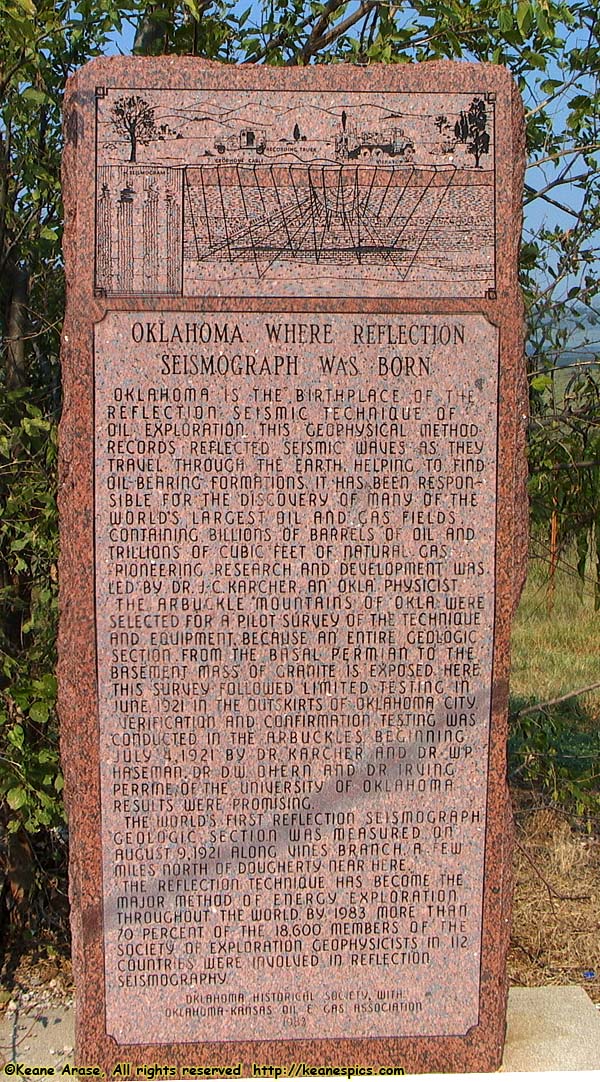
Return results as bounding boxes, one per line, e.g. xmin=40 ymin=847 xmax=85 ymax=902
xmin=110 ymin=95 xmax=166 ymax=162
xmin=454 ymin=97 xmax=490 ymax=168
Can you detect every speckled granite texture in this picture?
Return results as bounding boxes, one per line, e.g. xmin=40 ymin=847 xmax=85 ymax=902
xmin=59 ymin=58 xmax=527 ymax=1075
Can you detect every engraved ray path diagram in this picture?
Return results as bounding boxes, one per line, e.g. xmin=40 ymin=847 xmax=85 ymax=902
xmin=94 ymin=88 xmax=497 ymax=298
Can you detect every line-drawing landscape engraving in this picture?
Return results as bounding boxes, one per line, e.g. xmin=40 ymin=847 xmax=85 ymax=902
xmin=95 ymin=89 xmax=496 ymax=298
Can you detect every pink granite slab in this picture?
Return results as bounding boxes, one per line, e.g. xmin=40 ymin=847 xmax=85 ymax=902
xmin=59 ymin=57 xmax=527 ymax=1075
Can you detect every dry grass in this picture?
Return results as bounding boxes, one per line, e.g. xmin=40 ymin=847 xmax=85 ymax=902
xmin=509 ymin=796 xmax=600 ymax=1003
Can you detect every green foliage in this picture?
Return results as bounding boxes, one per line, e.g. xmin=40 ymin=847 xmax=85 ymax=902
xmin=528 ymin=366 xmax=600 ymax=606
xmin=510 ymin=555 xmax=600 ymax=819
xmin=509 ymin=698 xmax=600 ymax=819
xmin=0 ymin=391 xmax=61 ymax=835
xmin=0 ymin=0 xmax=599 ymax=923
xmin=0 ymin=0 xmax=138 ymax=914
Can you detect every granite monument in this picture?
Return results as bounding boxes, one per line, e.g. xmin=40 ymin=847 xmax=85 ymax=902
xmin=59 ymin=57 xmax=527 ymax=1074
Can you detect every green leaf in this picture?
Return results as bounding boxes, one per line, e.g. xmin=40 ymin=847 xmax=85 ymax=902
xmin=22 ymin=87 xmax=51 ymax=105
xmin=535 ymin=4 xmax=552 ymax=36
xmin=182 ymin=0 xmax=200 ymax=17
xmin=7 ymin=786 xmax=28 ymax=811
xmin=498 ymin=8 xmax=514 ymax=33
xmin=29 ymin=701 xmax=50 ymax=724
xmin=12 ymin=0 xmax=36 ymax=16
xmin=527 ymin=52 xmax=548 ymax=71
xmin=8 ymin=725 xmax=25 ymax=750
xmin=517 ymin=0 xmax=533 ymax=36
xmin=39 ymin=673 xmax=58 ymax=697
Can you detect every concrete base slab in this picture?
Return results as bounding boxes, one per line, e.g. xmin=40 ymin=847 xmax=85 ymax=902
xmin=0 ymin=998 xmax=74 ymax=1077
xmin=1 ymin=987 xmax=599 ymax=1077
xmin=502 ymin=986 xmax=600 ymax=1073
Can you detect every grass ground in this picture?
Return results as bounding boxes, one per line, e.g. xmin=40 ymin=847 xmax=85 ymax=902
xmin=511 ymin=546 xmax=600 ymax=711
xmin=508 ymin=547 xmax=600 ymax=1002
xmin=508 ymin=799 xmax=600 ymax=1002
xmin=509 ymin=545 xmax=600 ymax=817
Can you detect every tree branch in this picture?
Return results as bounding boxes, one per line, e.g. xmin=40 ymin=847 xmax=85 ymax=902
xmin=304 ymin=0 xmax=349 ymax=57
xmin=243 ymin=8 xmax=319 ymax=64
xmin=515 ymin=839 xmax=591 ymax=906
xmin=526 ymin=156 xmax=592 ymax=203
xmin=515 ymin=682 xmax=600 ymax=718
xmin=0 ymin=124 xmax=9 ymax=263
xmin=525 ymin=188 xmax=583 ymax=216
xmin=0 ymin=210 xmax=38 ymax=278
xmin=528 ymin=144 xmax=600 ymax=170
xmin=134 ymin=3 xmax=166 ymax=54
xmin=289 ymin=0 xmax=379 ymax=64
xmin=5 ymin=263 xmax=29 ymax=390
xmin=524 ymin=72 xmax=588 ymax=119
xmin=533 ymin=460 xmax=600 ymax=471
xmin=0 ymin=48 xmax=27 ymax=97
xmin=528 ymin=359 xmax=600 ymax=377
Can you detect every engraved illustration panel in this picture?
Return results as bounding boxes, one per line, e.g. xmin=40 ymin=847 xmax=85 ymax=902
xmin=95 ymin=90 xmax=496 ymax=298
